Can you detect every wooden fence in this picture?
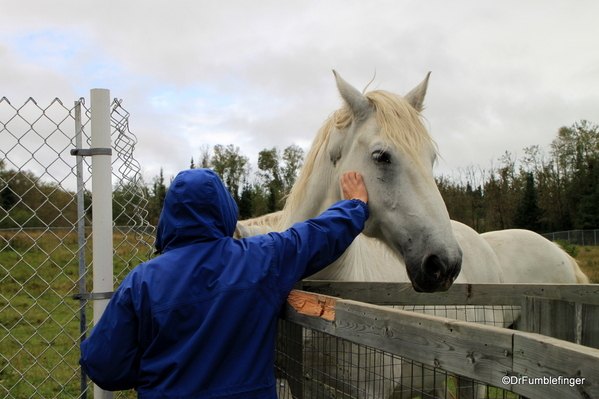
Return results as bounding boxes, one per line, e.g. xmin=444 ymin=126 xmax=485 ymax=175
xmin=277 ymin=282 xmax=599 ymax=399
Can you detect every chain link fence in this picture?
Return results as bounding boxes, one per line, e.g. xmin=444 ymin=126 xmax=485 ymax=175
xmin=543 ymin=230 xmax=599 ymax=246
xmin=1 ymin=94 xmax=154 ymax=398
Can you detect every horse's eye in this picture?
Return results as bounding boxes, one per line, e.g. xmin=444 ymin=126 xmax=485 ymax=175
xmin=372 ymin=150 xmax=391 ymax=164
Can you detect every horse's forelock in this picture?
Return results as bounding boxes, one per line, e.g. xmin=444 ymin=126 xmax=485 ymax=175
xmin=332 ymin=90 xmax=437 ymax=167
xmin=366 ymin=90 xmax=438 ymax=168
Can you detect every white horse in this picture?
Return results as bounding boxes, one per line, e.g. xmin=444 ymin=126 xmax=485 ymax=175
xmin=239 ymin=71 xmax=591 ymax=398
xmin=482 ymin=229 xmax=590 ymax=286
xmin=238 ymin=71 xmax=508 ymax=398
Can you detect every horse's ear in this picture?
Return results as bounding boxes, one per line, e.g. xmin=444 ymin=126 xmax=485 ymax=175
xmin=333 ymin=70 xmax=372 ymax=119
xmin=404 ymin=72 xmax=431 ymax=112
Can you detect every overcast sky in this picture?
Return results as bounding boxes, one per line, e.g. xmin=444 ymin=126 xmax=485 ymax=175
xmin=1 ymin=0 xmax=598 ymax=184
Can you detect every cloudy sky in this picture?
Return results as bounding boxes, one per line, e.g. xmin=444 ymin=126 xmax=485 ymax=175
xmin=1 ymin=0 xmax=598 ymax=184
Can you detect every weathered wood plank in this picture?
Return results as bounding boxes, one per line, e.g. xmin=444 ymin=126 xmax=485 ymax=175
xmin=582 ymin=303 xmax=599 ymax=349
xmin=513 ymin=331 xmax=599 ymax=399
xmin=522 ymin=296 xmax=599 ymax=350
xmin=302 ymin=281 xmax=599 ymax=306
xmin=283 ymin=290 xmax=514 ymax=385
xmin=521 ymin=297 xmax=578 ymax=343
xmin=287 ymin=290 xmax=336 ymax=321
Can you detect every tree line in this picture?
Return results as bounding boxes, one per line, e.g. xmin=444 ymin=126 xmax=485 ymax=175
xmin=142 ymin=143 xmax=305 ymax=225
xmin=0 ymin=162 xmax=81 ymax=228
xmin=2 ymin=120 xmax=598 ymax=235
xmin=437 ymin=120 xmax=599 ymax=233
xmin=0 ymin=143 xmax=304 ymax=229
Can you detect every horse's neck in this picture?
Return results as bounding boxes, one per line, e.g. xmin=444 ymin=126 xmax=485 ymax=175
xmin=280 ymin=199 xmax=333 ymax=230
xmin=308 ymin=235 xmax=409 ymax=282
xmin=280 ymin=164 xmax=339 ymax=229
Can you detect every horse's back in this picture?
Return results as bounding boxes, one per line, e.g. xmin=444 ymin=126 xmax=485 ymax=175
xmin=481 ymin=229 xmax=588 ymax=283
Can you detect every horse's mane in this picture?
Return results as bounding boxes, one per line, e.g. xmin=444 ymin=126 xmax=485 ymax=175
xmin=282 ymin=89 xmax=437 ymax=220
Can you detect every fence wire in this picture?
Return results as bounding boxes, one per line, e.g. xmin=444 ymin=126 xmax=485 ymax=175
xmin=0 ymin=95 xmax=153 ymax=398
xmin=543 ymin=230 xmax=599 ymax=246
xmin=276 ymin=319 xmax=519 ymax=399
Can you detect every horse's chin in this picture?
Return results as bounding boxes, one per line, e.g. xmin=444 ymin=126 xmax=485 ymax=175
xmin=410 ymin=280 xmax=424 ymax=293
xmin=412 ymin=280 xmax=453 ymax=294
xmin=411 ymin=278 xmax=454 ymax=293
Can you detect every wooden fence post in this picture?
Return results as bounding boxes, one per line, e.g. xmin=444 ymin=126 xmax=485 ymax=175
xmin=521 ymin=296 xmax=599 ymax=349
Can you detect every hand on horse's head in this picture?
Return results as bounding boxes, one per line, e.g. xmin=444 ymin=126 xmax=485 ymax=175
xmin=341 ymin=171 xmax=368 ymax=204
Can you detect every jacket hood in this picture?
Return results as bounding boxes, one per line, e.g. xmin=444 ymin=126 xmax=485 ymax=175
xmin=154 ymin=169 xmax=238 ymax=254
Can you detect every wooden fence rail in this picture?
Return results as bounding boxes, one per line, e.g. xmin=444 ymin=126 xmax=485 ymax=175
xmin=281 ymin=288 xmax=599 ymax=399
xmin=300 ymin=281 xmax=599 ymax=305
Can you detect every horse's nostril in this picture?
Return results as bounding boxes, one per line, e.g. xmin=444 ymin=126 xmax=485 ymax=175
xmin=408 ymin=252 xmax=462 ymax=293
xmin=423 ymin=254 xmax=445 ymax=278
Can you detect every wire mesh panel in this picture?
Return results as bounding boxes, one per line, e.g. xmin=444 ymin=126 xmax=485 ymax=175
xmin=391 ymin=304 xmax=521 ymax=399
xmin=0 ymin=95 xmax=153 ymax=398
xmin=397 ymin=305 xmax=522 ymax=329
xmin=543 ymin=230 xmax=599 ymax=246
xmin=276 ymin=319 xmax=521 ymax=399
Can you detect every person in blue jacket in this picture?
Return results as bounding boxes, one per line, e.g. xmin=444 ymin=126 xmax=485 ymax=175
xmin=79 ymin=168 xmax=369 ymax=398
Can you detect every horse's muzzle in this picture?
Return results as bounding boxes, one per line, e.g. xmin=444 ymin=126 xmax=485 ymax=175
xmin=410 ymin=253 xmax=462 ymax=293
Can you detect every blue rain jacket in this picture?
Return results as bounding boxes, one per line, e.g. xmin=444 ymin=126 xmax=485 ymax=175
xmin=79 ymin=168 xmax=368 ymax=398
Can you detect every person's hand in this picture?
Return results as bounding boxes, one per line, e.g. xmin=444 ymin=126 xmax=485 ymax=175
xmin=341 ymin=171 xmax=368 ymax=204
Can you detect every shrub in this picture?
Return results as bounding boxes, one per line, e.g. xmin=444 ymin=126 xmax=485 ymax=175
xmin=555 ymin=239 xmax=580 ymax=258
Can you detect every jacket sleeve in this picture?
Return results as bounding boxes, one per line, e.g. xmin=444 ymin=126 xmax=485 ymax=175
xmin=79 ymin=282 xmax=141 ymax=391
xmin=269 ymin=199 xmax=369 ymax=291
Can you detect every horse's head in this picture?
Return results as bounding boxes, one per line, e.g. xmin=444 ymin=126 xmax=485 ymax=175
xmin=325 ymin=71 xmax=462 ymax=292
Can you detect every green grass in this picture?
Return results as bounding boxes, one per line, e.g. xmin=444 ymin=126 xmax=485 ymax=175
xmin=1 ymin=229 xmax=152 ymax=398
xmin=576 ymin=245 xmax=599 ymax=283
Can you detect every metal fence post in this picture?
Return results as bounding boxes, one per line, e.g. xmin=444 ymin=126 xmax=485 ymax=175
xmin=91 ymin=89 xmax=115 ymax=399
xmin=74 ymin=99 xmax=88 ymax=398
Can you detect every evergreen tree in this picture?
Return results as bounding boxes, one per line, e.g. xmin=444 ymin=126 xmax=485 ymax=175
xmin=465 ymin=183 xmax=484 ymax=232
xmin=238 ymin=183 xmax=255 ymax=220
xmin=514 ymin=172 xmax=543 ymax=232
xmin=149 ymin=168 xmax=168 ymax=224
xmin=0 ymin=160 xmax=17 ymax=211
xmin=574 ymin=157 xmax=599 ymax=229
xmin=550 ymin=120 xmax=599 ymax=229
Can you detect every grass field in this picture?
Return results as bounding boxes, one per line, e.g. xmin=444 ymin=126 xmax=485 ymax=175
xmin=1 ymin=229 xmax=597 ymax=398
xmin=0 ymin=229 xmax=150 ymax=398
xmin=576 ymin=245 xmax=599 ymax=282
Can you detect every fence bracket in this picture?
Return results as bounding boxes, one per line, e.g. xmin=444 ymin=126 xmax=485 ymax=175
xmin=72 ymin=292 xmax=114 ymax=301
xmin=70 ymin=148 xmax=112 ymax=156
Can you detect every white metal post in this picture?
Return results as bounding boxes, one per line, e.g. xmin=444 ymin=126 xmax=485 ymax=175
xmin=90 ymin=89 xmax=115 ymax=399
xmin=74 ymin=100 xmax=89 ymax=399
